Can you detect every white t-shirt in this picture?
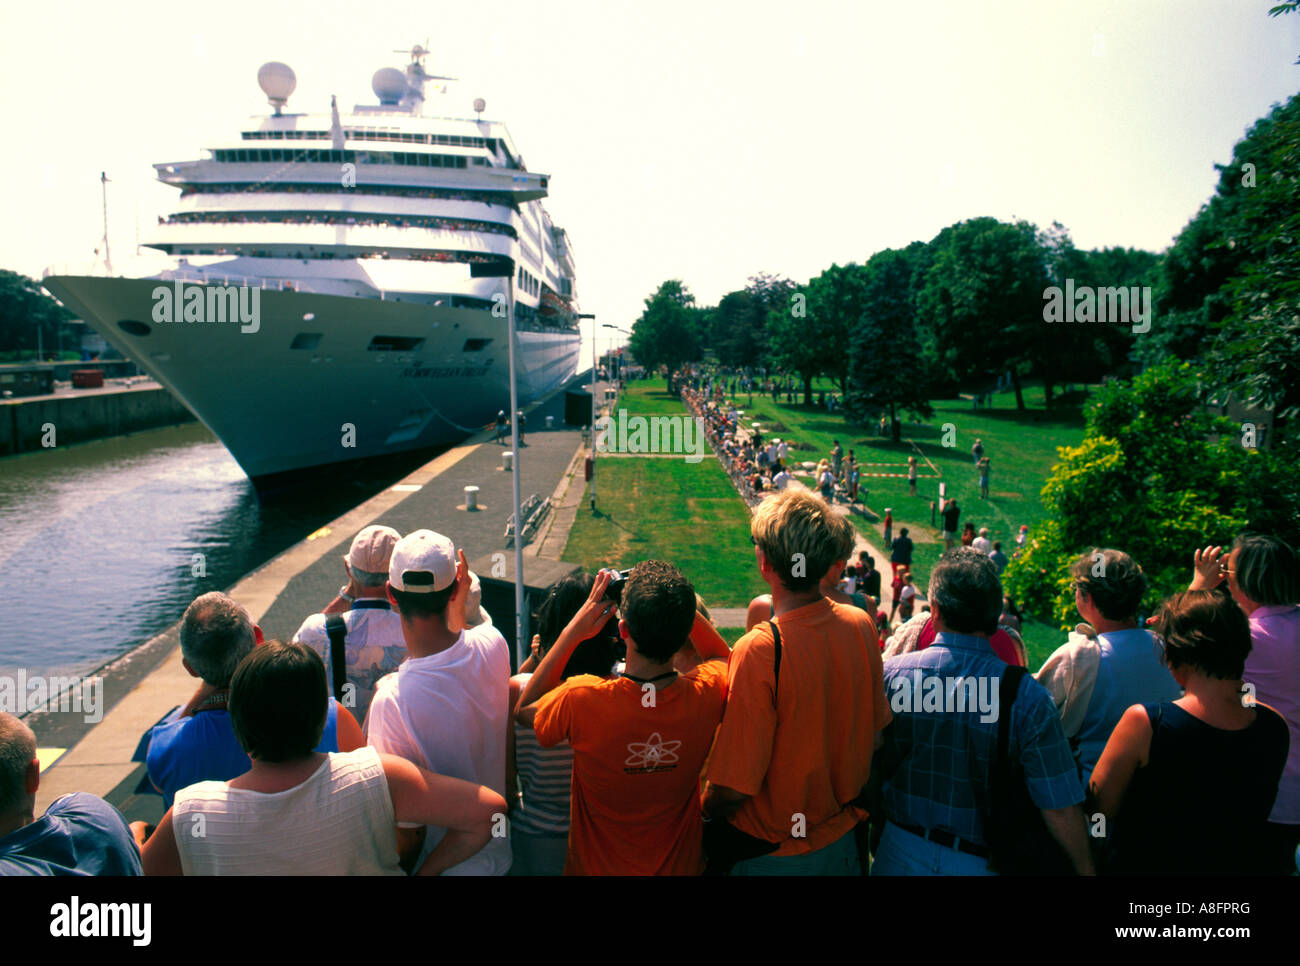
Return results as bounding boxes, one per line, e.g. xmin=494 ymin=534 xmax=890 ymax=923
xmin=778 ymin=442 xmax=788 ymax=460
xmin=900 ymin=584 xmax=917 ymax=603
xmin=971 ymin=537 xmax=993 ymax=555
xmin=366 ymin=623 xmax=512 ymax=875
xmin=773 ymin=470 xmax=791 ymax=490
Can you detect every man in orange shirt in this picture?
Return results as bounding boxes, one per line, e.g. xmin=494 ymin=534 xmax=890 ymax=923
xmin=516 ymin=562 xmax=730 ymax=875
xmin=704 ymin=489 xmax=892 ymax=874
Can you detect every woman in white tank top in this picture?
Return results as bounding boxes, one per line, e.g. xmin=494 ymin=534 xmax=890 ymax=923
xmin=140 ymin=640 xmax=506 ymax=876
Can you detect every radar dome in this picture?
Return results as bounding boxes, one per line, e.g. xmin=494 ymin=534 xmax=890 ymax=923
xmin=372 ymin=67 xmax=408 ymax=104
xmin=473 ymin=97 xmax=486 ymax=113
xmin=257 ymin=62 xmax=297 ymax=110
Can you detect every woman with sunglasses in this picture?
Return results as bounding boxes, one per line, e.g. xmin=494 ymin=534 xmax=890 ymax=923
xmin=1089 ymin=589 xmax=1288 ymax=875
xmin=1188 ymin=535 xmax=1300 ymax=874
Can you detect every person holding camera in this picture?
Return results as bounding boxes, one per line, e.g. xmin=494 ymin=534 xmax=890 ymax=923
xmin=515 ymin=562 xmax=731 ymax=875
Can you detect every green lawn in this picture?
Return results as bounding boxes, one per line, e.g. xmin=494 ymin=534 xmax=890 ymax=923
xmin=565 ymin=379 xmax=764 ymax=607
xmin=574 ymin=375 xmax=1087 ymax=668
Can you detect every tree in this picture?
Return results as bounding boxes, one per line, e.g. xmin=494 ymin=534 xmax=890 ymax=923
xmin=1143 ymin=91 xmax=1300 ymax=451
xmin=1037 ymin=224 xmax=1159 ymax=395
xmin=845 ymin=246 xmax=934 ymax=440
xmin=628 ymin=280 xmax=701 ymax=381
xmin=768 ymin=264 xmax=863 ymax=404
xmin=916 ymin=217 xmax=1048 ymax=409
xmin=0 ymin=270 xmax=76 ymax=358
xmin=709 ymin=289 xmax=763 ymax=368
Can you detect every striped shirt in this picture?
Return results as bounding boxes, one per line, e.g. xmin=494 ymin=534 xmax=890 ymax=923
xmin=512 ymin=674 xmax=574 ymax=836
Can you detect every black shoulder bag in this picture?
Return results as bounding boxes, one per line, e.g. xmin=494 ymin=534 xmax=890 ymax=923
xmin=702 ymin=620 xmax=783 ymax=875
xmin=325 ymin=614 xmax=348 ymax=704
xmin=985 ymin=665 xmax=1075 ymax=875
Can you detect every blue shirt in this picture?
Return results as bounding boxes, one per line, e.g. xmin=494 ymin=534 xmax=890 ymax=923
xmin=1075 ymin=628 xmax=1182 ymax=785
xmin=880 ymin=632 xmax=1083 ymax=845
xmin=0 ymin=793 xmax=141 ymax=876
xmin=147 ymin=699 xmax=340 ymax=809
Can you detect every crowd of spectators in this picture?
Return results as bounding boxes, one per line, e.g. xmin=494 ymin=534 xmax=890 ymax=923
xmin=166 ymin=209 xmax=517 ymax=239
xmin=3 ymin=379 xmax=1297 ymax=877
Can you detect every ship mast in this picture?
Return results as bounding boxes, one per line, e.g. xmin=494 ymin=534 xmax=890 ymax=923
xmin=393 ymin=42 xmax=456 ymax=115
xmin=100 ymin=171 xmax=113 ymax=276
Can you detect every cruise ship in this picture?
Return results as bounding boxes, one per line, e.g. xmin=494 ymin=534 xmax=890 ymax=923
xmin=44 ymin=46 xmax=583 ymax=483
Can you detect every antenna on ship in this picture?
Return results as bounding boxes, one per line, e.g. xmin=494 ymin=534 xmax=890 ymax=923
xmin=390 ymin=41 xmax=456 ymax=115
xmin=330 ymin=95 xmax=345 ymax=150
xmin=100 ymin=171 xmax=113 ymax=276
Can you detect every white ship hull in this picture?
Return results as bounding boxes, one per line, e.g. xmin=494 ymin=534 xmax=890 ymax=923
xmin=43 ymin=275 xmax=581 ymax=480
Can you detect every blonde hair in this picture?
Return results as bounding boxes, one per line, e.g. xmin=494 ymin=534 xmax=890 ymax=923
xmin=751 ymin=488 xmax=844 ymax=592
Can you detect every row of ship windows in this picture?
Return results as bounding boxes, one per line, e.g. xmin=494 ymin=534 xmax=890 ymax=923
xmin=518 ymin=266 xmax=541 ymax=297
xmin=243 ymin=129 xmax=499 ymax=152
xmin=164 ymin=210 xmax=517 ymax=239
xmin=178 ymin=182 xmax=519 ymax=210
xmin=211 ymin=149 xmax=487 ymax=168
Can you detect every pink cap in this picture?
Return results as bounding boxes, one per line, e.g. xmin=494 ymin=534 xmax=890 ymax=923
xmin=345 ymin=525 xmax=401 ymax=575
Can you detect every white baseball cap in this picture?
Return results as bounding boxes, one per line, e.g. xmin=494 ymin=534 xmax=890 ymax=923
xmin=388 ymin=529 xmax=457 ymax=593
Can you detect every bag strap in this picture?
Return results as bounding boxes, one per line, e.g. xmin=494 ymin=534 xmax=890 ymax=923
xmin=997 ymin=665 xmax=1029 ymax=769
xmin=325 ymin=614 xmax=348 ymax=703
xmin=768 ymin=619 xmax=782 ymax=706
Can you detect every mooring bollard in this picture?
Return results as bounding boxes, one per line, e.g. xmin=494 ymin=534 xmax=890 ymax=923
xmin=503 ymin=451 xmax=513 ymax=471
xmin=464 ymin=485 xmax=480 ymax=511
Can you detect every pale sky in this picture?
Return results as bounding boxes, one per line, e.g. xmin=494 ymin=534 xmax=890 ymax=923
xmin=1 ymin=0 xmax=1297 ymax=331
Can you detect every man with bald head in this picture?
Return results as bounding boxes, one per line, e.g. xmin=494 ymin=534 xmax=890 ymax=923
xmin=0 ymin=712 xmax=141 ymax=874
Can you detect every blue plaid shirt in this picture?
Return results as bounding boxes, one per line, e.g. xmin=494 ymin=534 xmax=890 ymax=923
xmin=880 ymin=631 xmax=1083 ymax=845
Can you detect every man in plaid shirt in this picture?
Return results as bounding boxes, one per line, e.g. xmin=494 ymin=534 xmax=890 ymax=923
xmin=872 ymin=548 xmax=1094 ymax=875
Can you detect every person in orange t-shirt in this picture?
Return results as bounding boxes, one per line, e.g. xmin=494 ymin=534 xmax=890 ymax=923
xmin=705 ymin=489 xmax=892 ymax=875
xmin=516 ymin=562 xmax=731 ymax=875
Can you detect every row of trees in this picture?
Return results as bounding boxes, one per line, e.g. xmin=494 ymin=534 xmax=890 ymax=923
xmin=630 ymin=222 xmax=1158 ymax=429
xmin=629 ymin=88 xmax=1300 ymax=456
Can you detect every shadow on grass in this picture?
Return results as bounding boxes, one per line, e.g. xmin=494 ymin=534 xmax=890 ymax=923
xmin=937 ymin=404 xmax=1087 ymax=428
xmin=590 ymin=508 xmax=636 ymax=534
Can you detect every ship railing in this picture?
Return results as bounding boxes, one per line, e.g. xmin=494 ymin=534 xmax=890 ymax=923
xmin=155 ymin=270 xmax=315 ymax=293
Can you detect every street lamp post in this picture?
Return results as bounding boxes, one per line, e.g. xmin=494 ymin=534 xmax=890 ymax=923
xmin=575 ymin=313 xmax=598 ymax=510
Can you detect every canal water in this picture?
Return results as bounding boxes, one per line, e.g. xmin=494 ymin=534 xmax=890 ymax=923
xmin=0 ymin=422 xmax=435 ymax=681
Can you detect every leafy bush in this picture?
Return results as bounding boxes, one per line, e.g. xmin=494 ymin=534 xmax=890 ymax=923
xmin=1003 ymin=361 xmax=1294 ymax=628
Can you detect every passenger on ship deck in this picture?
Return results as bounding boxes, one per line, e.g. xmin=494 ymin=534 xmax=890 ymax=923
xmin=294 ymin=525 xmax=408 ymax=725
xmin=145 ymin=593 xmax=364 ymax=811
xmin=139 ymin=641 xmax=504 ymax=876
xmin=0 ymin=713 xmax=141 ymax=875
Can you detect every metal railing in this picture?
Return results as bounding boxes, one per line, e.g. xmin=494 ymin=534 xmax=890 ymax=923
xmin=505 ymin=492 xmax=552 ymax=547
